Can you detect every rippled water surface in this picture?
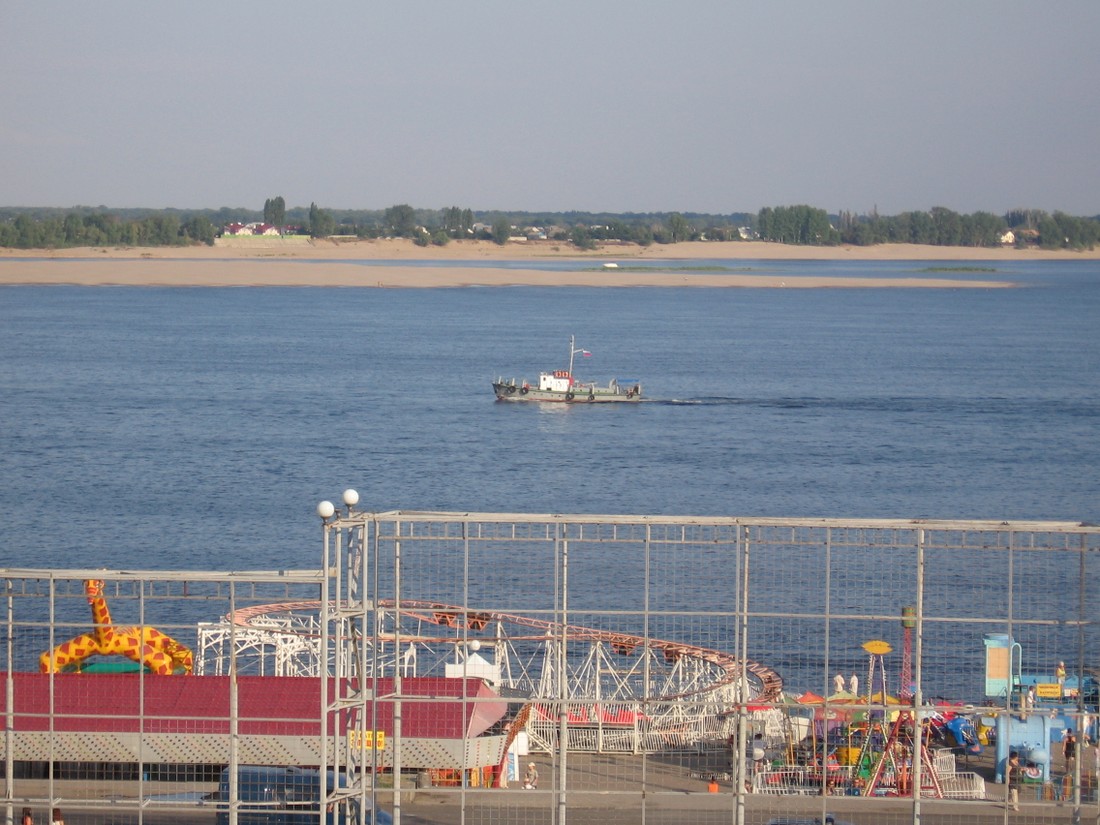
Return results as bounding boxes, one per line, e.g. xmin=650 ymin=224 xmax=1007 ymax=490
xmin=2 ymin=259 xmax=1098 ymax=575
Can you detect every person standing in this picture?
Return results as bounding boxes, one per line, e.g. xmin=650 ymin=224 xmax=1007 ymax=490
xmin=1005 ymin=751 xmax=1020 ymax=811
xmin=524 ymin=762 xmax=539 ymax=789
xmin=21 ymin=808 xmax=33 ymax=825
xmin=1063 ymin=729 xmax=1077 ymax=778
xmin=1056 ymin=661 xmax=1067 ymax=698
xmin=834 ymin=673 xmax=845 ymax=694
xmin=751 ymin=733 xmax=766 ymax=778
xmin=848 ymin=673 xmax=859 ymax=697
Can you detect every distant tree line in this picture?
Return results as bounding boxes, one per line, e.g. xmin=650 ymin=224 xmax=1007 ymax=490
xmin=830 ymin=206 xmax=1100 ymax=250
xmin=752 ymin=204 xmax=1099 ymax=250
xmin=0 ymin=209 xmax=221 ymax=248
xmin=757 ymin=206 xmax=840 ymax=245
xmin=1 ymin=200 xmax=1096 ymax=251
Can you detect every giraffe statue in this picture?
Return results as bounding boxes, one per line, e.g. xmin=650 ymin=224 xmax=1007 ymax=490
xmin=39 ymin=579 xmax=193 ymax=675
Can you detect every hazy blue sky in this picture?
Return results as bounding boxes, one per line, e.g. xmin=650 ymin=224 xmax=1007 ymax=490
xmin=3 ymin=1 xmax=1098 ymax=216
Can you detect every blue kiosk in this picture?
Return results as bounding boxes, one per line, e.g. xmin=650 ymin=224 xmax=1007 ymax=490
xmin=984 ymin=634 xmax=1094 ymax=784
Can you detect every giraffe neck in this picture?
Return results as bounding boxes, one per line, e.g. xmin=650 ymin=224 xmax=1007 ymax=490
xmin=90 ymin=597 xmax=112 ymax=627
xmin=86 ymin=581 xmax=113 ymax=629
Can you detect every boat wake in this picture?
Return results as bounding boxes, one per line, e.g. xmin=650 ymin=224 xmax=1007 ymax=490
xmin=645 ymin=395 xmax=1094 ymax=415
xmin=651 ymin=397 xmax=744 ymax=406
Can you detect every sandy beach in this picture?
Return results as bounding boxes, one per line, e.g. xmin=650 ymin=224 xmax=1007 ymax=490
xmin=1 ymin=238 xmax=1096 ymax=288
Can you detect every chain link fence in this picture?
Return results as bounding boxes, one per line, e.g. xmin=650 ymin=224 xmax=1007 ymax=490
xmin=4 ymin=512 xmax=1098 ymax=825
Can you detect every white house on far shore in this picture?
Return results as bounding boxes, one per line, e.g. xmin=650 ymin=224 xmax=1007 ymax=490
xmin=223 ymin=222 xmax=281 ymax=237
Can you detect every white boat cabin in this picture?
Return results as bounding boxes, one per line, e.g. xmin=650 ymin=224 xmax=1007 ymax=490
xmin=539 ymin=370 xmax=574 ymax=392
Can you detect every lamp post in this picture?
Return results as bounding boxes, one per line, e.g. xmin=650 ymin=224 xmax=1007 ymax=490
xmin=342 ymin=488 xmax=359 ymax=514
xmin=316 ymin=499 xmax=335 ymax=824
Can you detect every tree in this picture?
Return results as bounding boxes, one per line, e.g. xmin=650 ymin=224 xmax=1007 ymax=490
xmin=1005 ymin=209 xmax=1043 ymax=231
xmin=1051 ymin=211 xmax=1098 ymax=249
xmin=384 ymin=204 xmax=417 ymax=237
xmin=959 ymin=212 xmax=1005 ymax=247
xmin=145 ymin=214 xmax=180 ymax=246
xmin=930 ymin=207 xmax=962 ymax=246
xmin=630 ymin=224 xmax=654 ymax=246
xmin=570 ymin=225 xmax=596 ymax=250
xmin=263 ymin=196 xmax=286 ymax=228
xmin=62 ymin=213 xmax=85 ymax=245
xmin=491 ymin=218 xmax=512 ymax=245
xmin=308 ymin=202 xmax=335 ymax=238
xmin=182 ymin=215 xmax=216 ymax=246
xmin=908 ymin=211 xmax=935 ymax=245
xmin=13 ymin=214 xmax=43 ymax=248
xmin=756 ymin=205 xmax=836 ymax=244
xmin=442 ymin=206 xmax=473 ymax=237
xmin=1037 ymin=214 xmax=1062 ymax=249
xmin=666 ymin=212 xmax=692 ymax=243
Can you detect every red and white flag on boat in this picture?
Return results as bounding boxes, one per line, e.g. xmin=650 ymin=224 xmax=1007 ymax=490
xmin=581 ymin=350 xmax=591 ymax=357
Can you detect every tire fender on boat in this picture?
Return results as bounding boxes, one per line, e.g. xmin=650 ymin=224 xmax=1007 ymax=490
xmin=626 ymin=389 xmax=634 ymax=399
xmin=588 ymin=392 xmax=595 ymax=402
xmin=520 ymin=386 xmax=529 ymax=395
xmin=506 ymin=385 xmax=517 ymax=395
xmin=565 ymin=392 xmax=575 ymax=402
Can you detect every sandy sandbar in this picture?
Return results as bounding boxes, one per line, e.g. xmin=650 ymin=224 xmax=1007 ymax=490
xmin=1 ymin=238 xmax=1095 ymax=288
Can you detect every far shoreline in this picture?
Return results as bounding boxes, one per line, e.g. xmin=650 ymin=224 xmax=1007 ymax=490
xmin=0 ymin=238 xmax=1095 ymax=288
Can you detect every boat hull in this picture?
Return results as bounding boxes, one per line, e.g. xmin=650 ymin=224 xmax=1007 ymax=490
xmin=493 ymin=382 xmax=641 ymax=403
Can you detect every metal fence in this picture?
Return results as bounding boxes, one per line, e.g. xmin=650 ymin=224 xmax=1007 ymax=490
xmin=4 ymin=508 xmax=1099 ymax=825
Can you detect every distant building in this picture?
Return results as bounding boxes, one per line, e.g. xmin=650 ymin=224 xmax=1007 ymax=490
xmin=223 ymin=222 xmax=282 ymax=237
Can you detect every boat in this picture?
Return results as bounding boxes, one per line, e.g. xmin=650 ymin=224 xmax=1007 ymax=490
xmin=493 ymin=336 xmax=642 ymax=403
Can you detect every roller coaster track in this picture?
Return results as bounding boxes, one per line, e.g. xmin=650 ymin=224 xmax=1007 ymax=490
xmin=224 ymin=598 xmax=783 ymax=704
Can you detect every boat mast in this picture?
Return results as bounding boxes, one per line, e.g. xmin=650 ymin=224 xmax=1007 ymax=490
xmin=567 ymin=334 xmax=577 ymax=376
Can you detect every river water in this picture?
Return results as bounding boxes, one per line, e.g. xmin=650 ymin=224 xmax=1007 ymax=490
xmin=2 ymin=258 xmax=1098 ymax=573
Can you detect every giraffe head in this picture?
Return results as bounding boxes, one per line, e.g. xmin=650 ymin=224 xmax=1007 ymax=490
xmin=84 ymin=579 xmax=105 ymax=601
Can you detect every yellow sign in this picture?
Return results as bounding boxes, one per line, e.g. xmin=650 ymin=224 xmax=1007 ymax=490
xmin=348 ymin=729 xmax=386 ymax=750
xmin=1034 ymin=683 xmax=1061 ymax=699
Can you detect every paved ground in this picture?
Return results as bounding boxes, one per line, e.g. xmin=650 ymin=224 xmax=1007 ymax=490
xmin=399 ymin=747 xmax=1098 ymax=825
xmin=7 ymin=747 xmax=1098 ymax=825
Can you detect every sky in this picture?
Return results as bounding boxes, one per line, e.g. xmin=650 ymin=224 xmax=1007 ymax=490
xmin=3 ymin=1 xmax=1099 ymax=217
